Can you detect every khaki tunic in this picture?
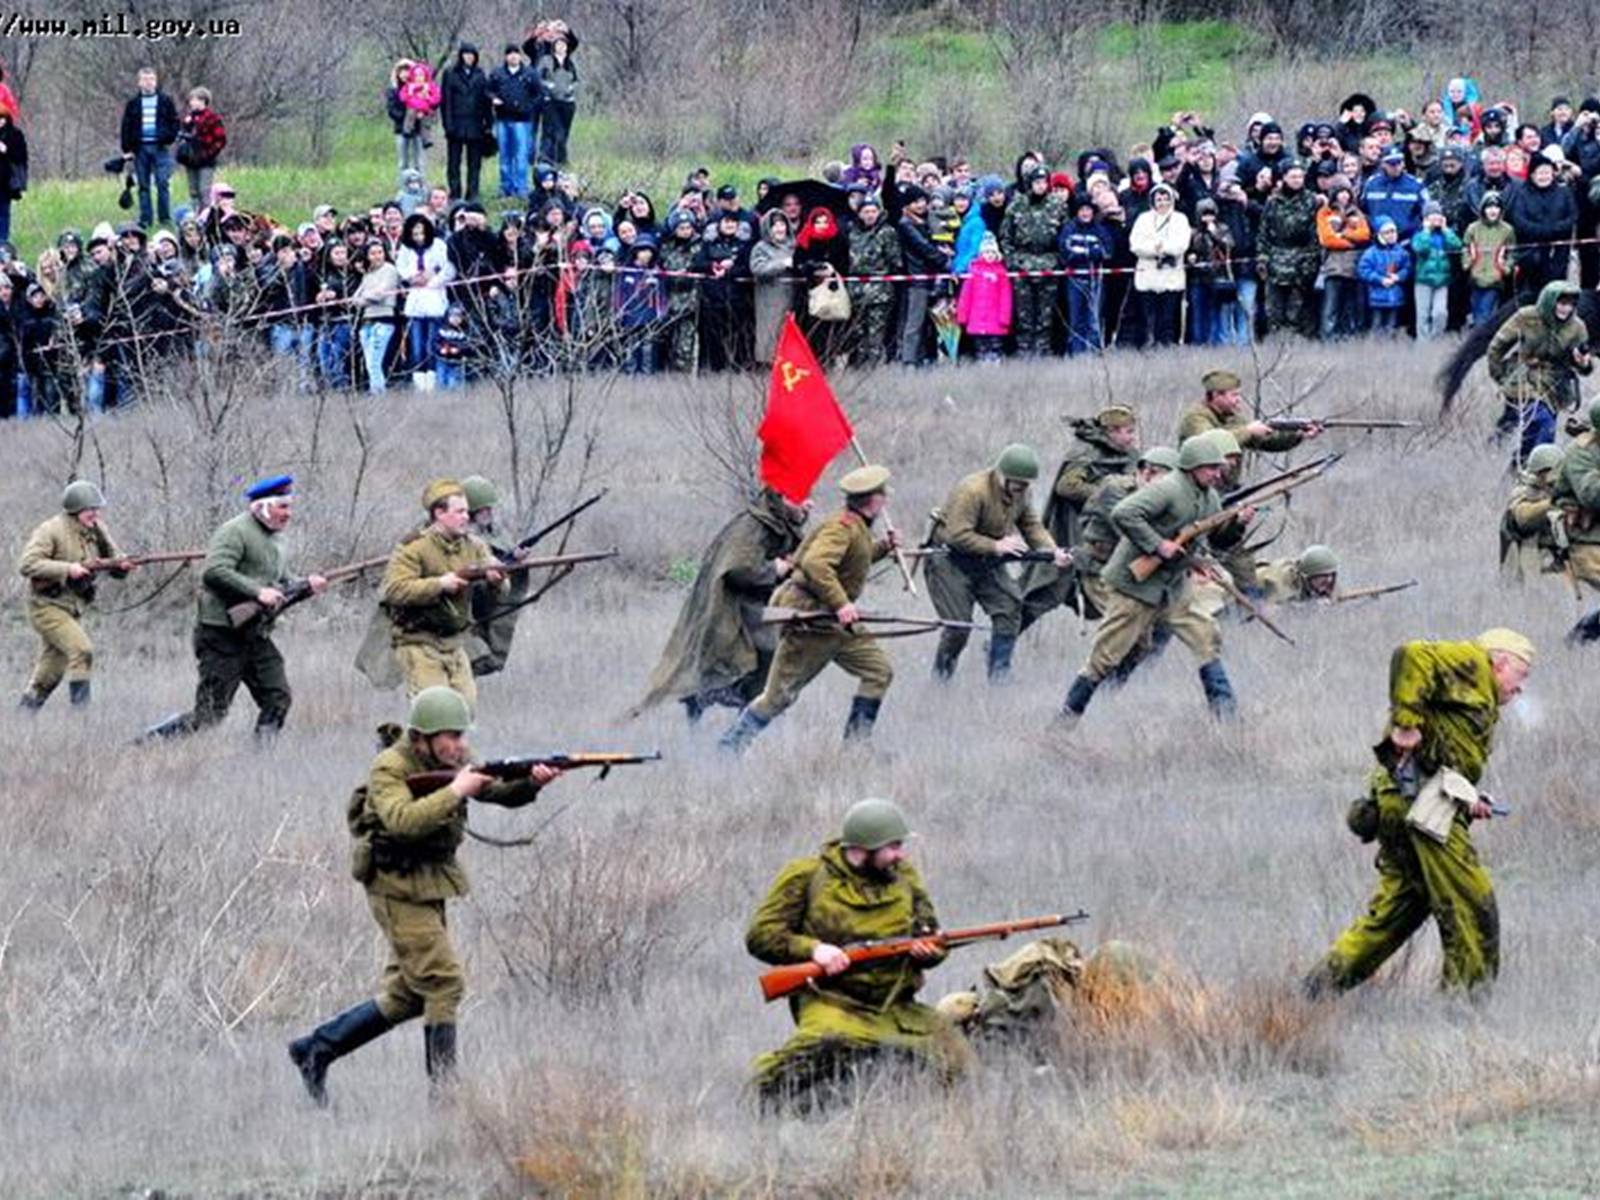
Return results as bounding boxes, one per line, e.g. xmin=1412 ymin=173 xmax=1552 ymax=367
xmin=927 ymin=469 xmax=1053 ymax=636
xmin=18 ymin=513 xmax=121 ymax=694
xmin=1499 ymin=476 xmax=1555 ymax=584
xmin=381 ymin=528 xmax=500 ymax=706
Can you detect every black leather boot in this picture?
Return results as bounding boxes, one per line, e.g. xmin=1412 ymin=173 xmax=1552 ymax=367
xmin=1198 ymin=660 xmax=1237 ymax=719
xmin=68 ymin=680 xmax=91 ymax=707
xmin=843 ymin=695 xmax=881 ymax=741
xmin=288 ymin=1000 xmax=395 ymax=1106
xmin=1060 ymin=673 xmax=1099 ymax=726
xmin=18 ymin=691 xmax=45 ymax=711
xmin=718 ymin=707 xmax=771 ymax=754
xmin=932 ymin=629 xmax=967 ymax=680
xmin=424 ymin=1023 xmax=458 ymax=1087
xmin=986 ymin=633 xmax=1017 ymax=682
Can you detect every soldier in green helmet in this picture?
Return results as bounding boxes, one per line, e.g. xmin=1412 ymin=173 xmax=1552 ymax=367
xmin=1259 ymin=544 xmax=1340 ymax=603
xmin=1500 ymin=444 xmax=1561 ymax=584
xmin=17 ymin=481 xmax=136 ymax=710
xmin=720 ymin=465 xmax=901 ymax=752
xmin=1061 ymin=434 xmax=1240 ymax=725
xmin=746 ymin=797 xmax=969 ymax=1110
xmin=924 ymin=444 xmax=1070 ymax=681
xmin=288 ymin=686 xmax=564 ymax=1105
xmin=1550 ymin=396 xmax=1600 ymax=591
xmin=457 ymin=475 xmax=534 ymax=677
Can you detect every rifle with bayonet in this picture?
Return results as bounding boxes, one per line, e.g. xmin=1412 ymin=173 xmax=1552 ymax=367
xmin=762 ymin=605 xmax=989 ymax=637
xmin=1221 ymin=454 xmax=1341 ymax=508
xmin=226 ymin=554 xmax=390 ymax=628
xmin=1333 ymin=579 xmax=1418 ymax=603
xmin=404 ymin=750 xmax=663 ymax=797
xmin=81 ymin=549 xmax=206 ymax=574
xmin=1131 ymin=456 xmax=1341 ymax=583
xmin=497 ymin=489 xmax=608 ymax=564
xmin=757 ymin=910 xmax=1091 ymax=1002
xmin=1265 ymin=418 xmax=1423 ymax=433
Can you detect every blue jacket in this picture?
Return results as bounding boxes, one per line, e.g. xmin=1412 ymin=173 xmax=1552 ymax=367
xmin=1357 ymin=242 xmax=1411 ymax=307
xmin=952 ymin=206 xmax=989 ymax=274
xmin=1058 ymin=219 xmax=1112 ymax=273
xmin=1361 ymin=172 xmax=1430 ymax=240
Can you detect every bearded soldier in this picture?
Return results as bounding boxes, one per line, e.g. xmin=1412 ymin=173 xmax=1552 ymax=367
xmin=458 ymin=475 xmax=530 ymax=677
xmin=142 ymin=475 xmax=325 ymax=741
xmin=18 ymin=481 xmax=136 ymax=710
xmin=719 ymin=465 xmax=900 ymax=752
xmin=925 ymin=444 xmax=1069 ymax=681
xmin=381 ymin=479 xmax=505 ymax=709
xmin=1020 ymin=406 xmax=1139 ymax=628
xmin=1499 ymin=444 xmax=1561 ymax=585
xmin=288 ymin=687 xmax=563 ymax=1104
xmin=746 ymin=798 xmax=969 ymax=1110
xmin=1061 ymin=435 xmax=1239 ymax=725
xmin=635 ymin=485 xmax=809 ymax=723
xmin=1304 ymin=630 xmax=1533 ymax=996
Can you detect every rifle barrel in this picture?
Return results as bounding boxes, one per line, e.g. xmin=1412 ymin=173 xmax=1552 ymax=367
xmin=514 ymin=489 xmax=609 ymax=554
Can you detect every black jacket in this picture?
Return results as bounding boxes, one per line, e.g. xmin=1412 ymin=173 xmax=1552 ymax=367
xmin=488 ymin=63 xmax=543 ymax=122
xmin=440 ymin=49 xmax=492 ymax=139
xmin=896 ymin=214 xmax=947 ymax=286
xmin=1507 ymin=178 xmax=1578 ymax=247
xmin=119 ymin=92 xmax=180 ymax=153
xmin=0 ymin=122 xmax=25 ymax=199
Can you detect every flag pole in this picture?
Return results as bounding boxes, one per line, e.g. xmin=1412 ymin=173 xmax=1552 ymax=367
xmin=849 ymin=435 xmax=917 ymax=595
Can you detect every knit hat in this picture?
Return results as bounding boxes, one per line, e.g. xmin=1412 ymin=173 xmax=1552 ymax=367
xmin=1422 ymin=200 xmax=1443 ymax=217
xmin=978 ymin=232 xmax=1000 ymax=257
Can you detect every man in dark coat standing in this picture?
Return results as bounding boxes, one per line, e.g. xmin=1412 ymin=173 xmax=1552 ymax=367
xmin=440 ymin=43 xmax=491 ymax=202
xmin=119 ymin=67 xmax=179 ymax=229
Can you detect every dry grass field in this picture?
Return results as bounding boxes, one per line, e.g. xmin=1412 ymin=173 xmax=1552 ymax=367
xmin=3 ymin=340 xmax=1600 ymax=1198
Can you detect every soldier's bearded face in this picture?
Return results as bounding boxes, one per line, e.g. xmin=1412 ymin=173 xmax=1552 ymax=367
xmin=867 ymin=842 xmax=907 ymax=876
xmin=1308 ymin=574 xmax=1336 ymax=597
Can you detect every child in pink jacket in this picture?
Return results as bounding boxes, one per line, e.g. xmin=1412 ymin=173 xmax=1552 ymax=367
xmin=956 ymin=232 xmax=1013 ymax=362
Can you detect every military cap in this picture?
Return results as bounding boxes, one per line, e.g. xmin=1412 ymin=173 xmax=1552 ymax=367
xmin=1201 ymin=368 xmax=1242 ymax=392
xmin=839 ymin=465 xmax=891 ymax=496
xmin=995 ymin=443 xmax=1041 ymax=482
xmin=422 ymin=478 xmax=465 ymax=511
xmin=1475 ymin=627 xmax=1535 ymax=665
xmin=1298 ymin=544 xmax=1339 ymax=577
xmin=1178 ymin=436 xmax=1227 ymax=471
xmin=62 ymin=480 xmax=107 ymax=513
xmin=245 ymin=473 xmax=294 ymax=500
xmin=460 ymin=475 xmax=499 ymax=511
xmin=1138 ymin=446 xmax=1181 ymax=471
xmin=1525 ymin=444 xmax=1563 ymax=474
xmin=841 ymin=798 xmax=911 ymax=850
xmin=1096 ymin=405 xmax=1137 ymax=429
xmin=407 ymin=686 xmax=474 ymax=734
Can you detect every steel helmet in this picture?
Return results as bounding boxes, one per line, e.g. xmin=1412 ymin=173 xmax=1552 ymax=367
xmin=406 ymin=686 xmax=474 ymax=735
xmin=1177 ymin=436 xmax=1227 ymax=471
xmin=62 ymin=481 xmax=107 ymax=513
xmin=995 ymin=443 xmax=1041 ymax=482
xmin=1298 ymin=544 xmax=1339 ymax=577
xmin=1525 ymin=444 xmax=1562 ymax=474
xmin=460 ymin=475 xmax=500 ymax=512
xmin=840 ymin=798 xmax=911 ymax=850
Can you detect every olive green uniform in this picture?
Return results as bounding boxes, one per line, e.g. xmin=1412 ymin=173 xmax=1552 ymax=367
xmin=1307 ymin=640 xmax=1504 ymax=994
xmin=1486 ymin=288 xmax=1593 ymax=419
xmin=184 ymin=511 xmax=293 ymax=734
xmin=1072 ymin=473 xmax=1135 ymax=618
xmin=1257 ymin=558 xmax=1316 ymax=604
xmin=848 ymin=219 xmax=903 ymax=368
xmin=1085 ymin=471 xmax=1224 ymax=680
xmin=748 ymin=509 xmax=893 ymax=720
xmin=1021 ymin=423 xmax=1137 ymax=626
xmin=1552 ymin=430 xmax=1600 ymax=589
xmin=1176 ymin=401 xmax=1307 ymax=594
xmin=1499 ymin=476 xmax=1555 ymax=584
xmin=745 ymin=839 xmax=967 ymax=1102
xmin=18 ymin=513 xmax=122 ymax=702
xmin=349 ymin=735 xmax=540 ymax=1024
xmin=635 ymin=488 xmax=806 ymax=717
xmin=925 ymin=468 xmax=1053 ymax=677
xmin=381 ymin=528 xmax=501 ymax=708
xmin=465 ymin=534 xmax=532 ymax=678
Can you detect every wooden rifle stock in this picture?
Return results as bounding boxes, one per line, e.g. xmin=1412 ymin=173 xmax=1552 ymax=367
xmin=226 ymin=554 xmax=390 ymax=628
xmin=83 ymin=550 xmax=205 ymax=573
xmin=757 ymin=910 xmax=1090 ymax=1002
xmin=1333 ymin=579 xmax=1418 ymax=603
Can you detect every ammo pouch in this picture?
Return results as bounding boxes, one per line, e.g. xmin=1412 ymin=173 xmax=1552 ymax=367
xmin=384 ymin=601 xmax=466 ymax=639
xmin=347 ymin=783 xmax=380 ymax=884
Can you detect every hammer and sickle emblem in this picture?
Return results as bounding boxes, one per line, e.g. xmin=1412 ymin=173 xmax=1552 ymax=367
xmin=779 ymin=360 xmax=811 ymax=392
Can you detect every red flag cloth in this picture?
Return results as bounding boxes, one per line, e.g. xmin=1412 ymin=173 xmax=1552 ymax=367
xmin=757 ymin=314 xmax=854 ymax=502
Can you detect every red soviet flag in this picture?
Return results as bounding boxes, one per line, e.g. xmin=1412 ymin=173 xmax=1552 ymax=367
xmin=757 ymin=314 xmax=854 ymax=503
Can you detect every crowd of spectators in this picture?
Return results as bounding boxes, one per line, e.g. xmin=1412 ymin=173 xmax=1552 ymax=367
xmin=2 ymin=53 xmax=1599 ymax=417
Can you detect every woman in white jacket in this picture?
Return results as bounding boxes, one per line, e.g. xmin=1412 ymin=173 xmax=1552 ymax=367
xmin=395 ymin=212 xmax=455 ymax=389
xmin=1128 ymin=182 xmax=1190 ymax=347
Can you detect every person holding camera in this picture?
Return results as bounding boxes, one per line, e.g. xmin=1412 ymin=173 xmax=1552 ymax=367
xmin=1128 ymin=182 xmax=1190 ymax=346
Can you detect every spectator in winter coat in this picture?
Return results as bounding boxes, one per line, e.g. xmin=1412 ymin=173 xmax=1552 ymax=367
xmin=0 ymin=108 xmax=25 ymax=244
xmin=841 ymin=144 xmax=882 ymax=191
xmin=1357 ymin=217 xmax=1410 ymax=332
xmin=897 ymin=186 xmax=949 ymax=365
xmin=528 ymin=21 xmax=579 ymax=165
xmin=955 ymin=232 xmax=1012 ymax=362
xmin=1316 ymin=177 xmax=1370 ymax=339
xmin=1128 ymin=182 xmax=1189 ymax=346
xmin=1506 ymin=155 xmax=1577 ymax=301
xmin=1059 ymin=195 xmax=1111 ymax=355
xmin=177 ymin=87 xmax=226 ymax=212
xmin=1410 ymin=202 xmax=1462 ymax=339
xmin=396 ymin=212 xmax=455 ymax=389
xmin=747 ymin=211 xmax=796 ymax=365
xmin=846 ymin=195 xmax=901 ymax=368
xmin=1462 ymin=190 xmax=1515 ymax=324
xmin=387 ymin=60 xmax=433 ymax=181
xmin=488 ymin=45 xmax=541 ymax=199
xmin=119 ymin=67 xmax=179 ymax=229
xmin=1257 ymin=160 xmax=1321 ymax=336
xmin=1443 ymin=77 xmax=1482 ymax=140
xmin=794 ymin=206 xmax=851 ymax=363
xmin=1361 ymin=148 xmax=1429 ymax=241
xmin=440 ymin=44 xmax=492 ymax=202
xmin=1185 ymin=196 xmax=1234 ymax=345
